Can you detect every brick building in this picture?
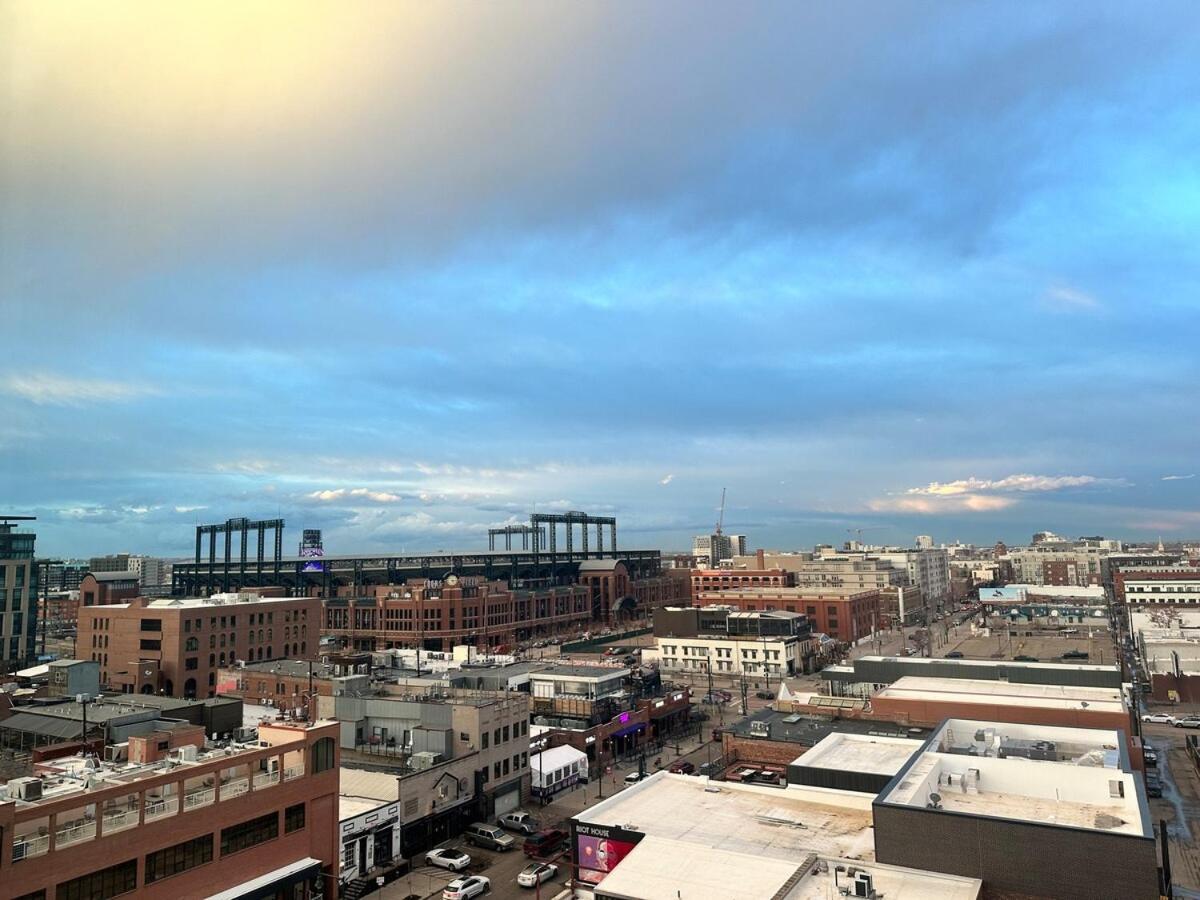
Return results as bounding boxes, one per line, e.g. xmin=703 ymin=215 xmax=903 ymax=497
xmin=688 ymin=567 xmax=794 ymax=598
xmin=216 ymin=655 xmax=371 ymax=716
xmin=693 ymin=586 xmax=879 ymax=643
xmin=0 ymin=719 xmax=340 ymax=899
xmin=77 ymin=592 xmax=319 ymax=699
xmin=78 ymin=571 xmax=140 ymax=607
xmin=323 ymin=576 xmax=592 ymax=653
xmin=576 ymin=559 xmax=687 ymax=623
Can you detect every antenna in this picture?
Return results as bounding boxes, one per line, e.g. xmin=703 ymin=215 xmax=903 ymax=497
xmin=715 ymin=488 xmax=726 ymax=536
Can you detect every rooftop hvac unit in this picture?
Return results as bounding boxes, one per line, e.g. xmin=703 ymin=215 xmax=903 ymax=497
xmin=852 ymin=871 xmax=875 ymax=898
xmin=7 ymin=777 xmax=42 ymax=801
xmin=410 ymin=751 xmax=442 ymax=771
xmin=176 ymin=745 xmax=199 ymax=763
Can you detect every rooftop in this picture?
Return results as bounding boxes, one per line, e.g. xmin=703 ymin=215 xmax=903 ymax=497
xmin=725 ymin=707 xmax=930 ymax=746
xmin=792 ymin=732 xmax=924 ymax=777
xmin=874 ymin=676 xmax=1126 ymax=714
xmin=531 ymin=664 xmax=628 ymax=680
xmin=836 ymin=655 xmax=1121 ymax=675
xmin=878 ymin=718 xmax=1148 ymax=838
xmin=227 ymin=659 xmax=342 ymax=679
xmin=576 ymin=771 xmax=878 ymax=862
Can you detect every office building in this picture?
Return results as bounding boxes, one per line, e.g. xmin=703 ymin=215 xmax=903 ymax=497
xmin=691 ymin=533 xmax=746 ymax=567
xmin=77 ymin=591 xmax=319 ymax=699
xmin=1 ymin=517 xmax=39 ymax=674
xmin=651 ymin=606 xmax=816 ymax=676
xmin=0 ymin=719 xmax=340 ymax=899
xmin=692 ymin=585 xmax=880 ymax=642
xmin=874 ymin=718 xmax=1158 ymax=899
xmin=1116 ymin=564 xmax=1200 ymax=607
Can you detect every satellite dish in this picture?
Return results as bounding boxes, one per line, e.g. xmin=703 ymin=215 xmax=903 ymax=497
xmin=927 ymin=792 xmax=943 ymax=809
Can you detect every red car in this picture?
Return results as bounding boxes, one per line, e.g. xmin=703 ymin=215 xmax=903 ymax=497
xmin=668 ymin=761 xmax=695 ymax=775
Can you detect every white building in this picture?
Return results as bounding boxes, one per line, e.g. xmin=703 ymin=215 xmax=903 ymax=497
xmin=648 ymin=632 xmax=806 ymax=679
xmin=530 ymin=743 xmax=588 ymax=799
xmin=1123 ymin=573 xmax=1200 ymax=606
xmin=691 ymin=533 xmax=747 ymax=567
xmin=916 ymin=535 xmax=934 ymax=550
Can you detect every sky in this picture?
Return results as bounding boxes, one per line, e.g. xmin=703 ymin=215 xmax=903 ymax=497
xmin=3 ymin=2 xmax=1200 ymax=559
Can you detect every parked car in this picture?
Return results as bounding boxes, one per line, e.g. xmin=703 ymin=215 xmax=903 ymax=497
xmin=1144 ymin=773 xmax=1164 ymax=798
xmin=1062 ymin=650 xmax=1090 ymax=660
xmin=1143 ymin=747 xmax=1159 ymax=768
xmin=463 ymin=822 xmax=516 ymax=851
xmin=523 ymin=828 xmax=568 ymax=858
xmin=498 ymin=812 xmax=539 ymax=835
xmin=623 ymin=770 xmax=652 ymax=785
xmin=443 ymin=875 xmax=490 ymax=899
xmin=517 ymin=862 xmax=559 ymax=888
xmin=668 ymin=761 xmax=696 ymax=775
xmin=945 ymin=651 xmax=964 ymax=658
xmin=425 ymin=848 xmax=471 ymax=872
xmin=1014 ymin=655 xmax=1039 ymax=662
xmin=1142 ymin=713 xmax=1177 ymax=725
xmin=1175 ymin=716 xmax=1200 ymax=729
xmin=755 ymin=690 xmax=775 ymax=700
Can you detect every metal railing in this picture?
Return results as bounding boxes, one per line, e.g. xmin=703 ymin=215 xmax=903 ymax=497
xmin=183 ymin=787 xmax=214 ymax=810
xmin=282 ymin=765 xmax=304 ymax=782
xmin=220 ymin=777 xmax=249 ymax=799
xmin=252 ymin=770 xmax=279 ymax=789
xmin=144 ymin=798 xmax=177 ymax=821
xmin=55 ymin=820 xmax=96 ymax=848
xmin=12 ymin=834 xmax=50 ymax=861
xmin=102 ymin=808 xmax=139 ymax=833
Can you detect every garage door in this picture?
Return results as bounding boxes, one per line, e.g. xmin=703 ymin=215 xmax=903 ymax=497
xmin=493 ymin=782 xmax=521 ymax=816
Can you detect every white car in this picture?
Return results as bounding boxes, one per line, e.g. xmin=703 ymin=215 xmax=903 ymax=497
xmin=425 ymin=848 xmax=471 ymax=871
xmin=1142 ymin=713 xmax=1177 ymax=725
xmin=517 ymin=862 xmax=558 ymax=888
xmin=443 ymin=875 xmax=490 ymax=900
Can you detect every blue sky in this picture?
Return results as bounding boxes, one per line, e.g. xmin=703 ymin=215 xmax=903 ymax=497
xmin=4 ymin=3 xmax=1200 ymax=558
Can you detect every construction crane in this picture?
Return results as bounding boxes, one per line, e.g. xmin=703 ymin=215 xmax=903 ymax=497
xmin=715 ymin=488 xmax=726 ymax=536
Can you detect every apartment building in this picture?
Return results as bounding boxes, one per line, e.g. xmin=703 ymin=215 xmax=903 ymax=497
xmin=651 ymin=607 xmax=815 ymax=677
xmin=77 ymin=591 xmax=319 ymax=699
xmin=322 ymin=687 xmax=531 ymax=817
xmin=323 ymin=576 xmax=592 ymax=652
xmin=0 ymin=719 xmax=340 ymax=900
xmin=0 ymin=518 xmax=39 ymax=674
xmin=1115 ymin=564 xmax=1200 ymax=606
xmin=999 ymin=544 xmax=1107 ymax=587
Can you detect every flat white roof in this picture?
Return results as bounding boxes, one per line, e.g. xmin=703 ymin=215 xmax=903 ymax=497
xmin=576 ymin=771 xmax=877 ymax=862
xmin=880 ymin=719 xmax=1147 ymax=837
xmin=793 ymin=732 xmax=924 ymax=776
xmin=853 ymin=655 xmax=1121 ymax=675
xmin=875 ymin=676 xmax=1126 ymax=714
xmin=593 ymin=835 xmax=806 ymax=900
xmin=205 ymin=857 xmax=321 ymax=900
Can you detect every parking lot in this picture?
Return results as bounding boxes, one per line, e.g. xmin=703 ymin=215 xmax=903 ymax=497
xmin=938 ymin=631 xmax=1109 ymax=664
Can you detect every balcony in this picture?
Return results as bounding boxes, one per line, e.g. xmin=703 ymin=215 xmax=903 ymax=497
xmin=219 ymin=777 xmax=249 ymax=800
xmin=252 ymin=770 xmax=279 ymax=790
xmin=183 ymin=787 xmax=214 ymax=810
xmin=102 ymin=807 xmax=139 ymax=834
xmin=12 ymin=833 xmax=50 ymax=862
xmin=283 ymin=765 xmax=305 ymax=782
xmin=55 ymin=819 xmax=97 ymax=848
xmin=143 ymin=797 xmax=177 ymax=822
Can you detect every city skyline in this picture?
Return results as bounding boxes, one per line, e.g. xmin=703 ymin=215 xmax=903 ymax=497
xmin=6 ymin=4 xmax=1200 ymax=557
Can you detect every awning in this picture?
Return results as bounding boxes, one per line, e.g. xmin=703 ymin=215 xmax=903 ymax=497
xmin=205 ymin=857 xmax=323 ymax=900
xmin=610 ymin=723 xmax=646 ymax=739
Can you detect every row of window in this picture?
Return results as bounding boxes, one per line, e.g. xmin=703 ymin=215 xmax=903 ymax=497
xmin=481 ymin=718 xmax=528 ymax=749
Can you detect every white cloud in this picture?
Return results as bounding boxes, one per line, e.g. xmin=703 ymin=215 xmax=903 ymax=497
xmin=660 ymin=474 xmax=674 ymax=485
xmin=904 ymin=474 xmax=1115 ymax=497
xmin=870 ymin=472 xmax=1120 ymax=515
xmin=1044 ymin=285 xmax=1101 ymax=311
xmin=0 ymin=373 xmax=162 ymax=406
xmin=174 ymin=505 xmax=208 ymax=513
xmin=308 ymin=487 xmax=403 ymax=503
xmin=1162 ymin=474 xmax=1195 ymax=481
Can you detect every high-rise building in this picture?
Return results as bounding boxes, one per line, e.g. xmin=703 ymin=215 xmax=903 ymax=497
xmin=0 ymin=516 xmax=39 ymax=673
xmin=691 ymin=533 xmax=747 ymax=567
xmin=915 ymin=535 xmax=934 ymax=550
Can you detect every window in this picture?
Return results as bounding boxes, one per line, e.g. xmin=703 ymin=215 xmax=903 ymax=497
xmin=312 ymin=736 xmax=335 ymax=773
xmin=502 ymin=724 xmax=510 ymax=742
xmin=185 ymin=636 xmax=199 ymax=651
xmin=285 ymin=803 xmax=306 ymax=833
xmin=140 ymin=639 xmax=161 ymax=651
xmin=145 ymin=834 xmax=213 ymax=883
xmin=56 ymin=859 xmax=137 ymax=899
xmin=343 ymin=843 xmax=356 ymax=869
xmin=220 ymin=812 xmax=278 ymax=856
xmin=482 ymin=732 xmax=489 ymax=749
xmin=493 ymin=728 xmax=501 ymax=745
xmin=512 ymin=753 xmax=521 ymax=771
xmin=503 ymin=758 xmax=510 ymax=775
xmin=140 ymin=618 xmax=162 ymax=632
xmin=185 ymin=657 xmax=198 ymax=670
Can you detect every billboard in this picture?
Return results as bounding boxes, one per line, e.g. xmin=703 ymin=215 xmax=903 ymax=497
xmin=573 ymin=823 xmax=643 ymax=885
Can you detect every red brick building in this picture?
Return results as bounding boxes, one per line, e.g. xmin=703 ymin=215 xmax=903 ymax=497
xmin=0 ymin=719 xmax=340 ymax=899
xmin=79 ymin=571 xmax=140 ymax=607
xmin=77 ymin=592 xmax=319 ymax=699
xmin=694 ymin=586 xmax=879 ymax=643
xmin=688 ymin=568 xmax=794 ymax=598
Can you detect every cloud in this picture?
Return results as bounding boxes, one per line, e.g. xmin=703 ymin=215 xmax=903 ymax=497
xmin=869 ymin=472 xmax=1121 ymax=515
xmin=660 ymin=474 xmax=674 ymax=485
xmin=174 ymin=505 xmax=208 ymax=513
xmin=1044 ymin=285 xmax=1101 ymax=312
xmin=308 ymin=488 xmax=404 ymax=504
xmin=1161 ymin=474 xmax=1195 ymax=481
xmin=904 ymin=474 xmax=1117 ymax=496
xmin=0 ymin=373 xmax=161 ymax=406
